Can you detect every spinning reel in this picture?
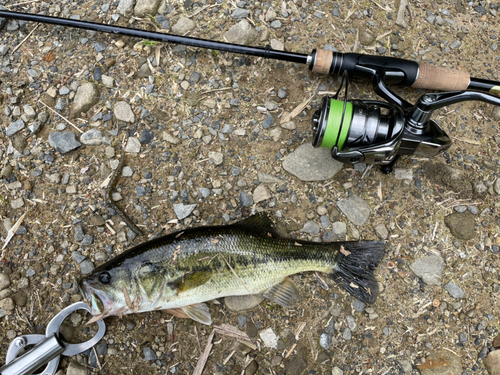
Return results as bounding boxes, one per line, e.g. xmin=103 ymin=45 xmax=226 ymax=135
xmin=312 ymin=68 xmax=500 ymax=173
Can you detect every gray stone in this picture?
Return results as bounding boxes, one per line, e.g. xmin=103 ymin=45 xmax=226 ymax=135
xmin=71 ymin=83 xmax=100 ymax=117
xmin=137 ymin=63 xmax=151 ymax=78
xmin=258 ymin=172 xmax=282 ymax=183
xmin=278 ymin=88 xmax=287 ymax=99
xmin=79 ymin=260 xmax=95 ymax=275
xmin=0 ymin=45 xmax=9 ymax=56
xmin=346 ymin=315 xmax=358 ymax=332
xmin=283 ymin=144 xmax=343 ymax=181
xmin=199 ymin=188 xmax=210 ymax=198
xmin=253 ymin=184 xmax=271 ymax=203
xmin=319 ymin=332 xmax=331 ymax=350
xmin=28 ymin=122 xmax=42 ymax=134
xmin=331 ymin=367 xmax=344 ymax=375
xmin=173 ymin=203 xmax=197 ymax=220
xmin=55 ymin=98 xmax=67 ymax=111
xmin=23 ymin=104 xmax=36 ymax=119
xmin=72 ymin=251 xmax=86 ymax=263
xmin=189 ymin=71 xmax=201 ymax=84
xmin=232 ymin=8 xmax=250 ymax=19
xmin=134 ymin=0 xmax=161 ymax=17
xmin=409 ymin=255 xmax=445 ymax=286
xmin=209 ymin=151 xmax=223 ymax=165
xmin=6 ymin=119 xmax=25 ymax=137
xmin=262 ymin=115 xmax=274 ymax=129
xmin=342 ymin=327 xmax=352 ymax=340
xmin=49 ymin=132 xmax=82 ymax=154
xmin=352 ymin=299 xmax=365 ymax=312
xmin=171 ymin=17 xmax=196 ymax=35
xmin=224 ymin=20 xmax=257 ymax=45
xmin=143 ymin=347 xmax=157 ymax=361
xmin=117 ymin=0 xmax=135 ymax=17
xmin=0 ymin=298 xmax=15 ymax=311
xmin=114 ymin=101 xmax=135 ymax=123
xmin=336 ymin=195 xmax=371 ymax=226
xmin=125 ymin=137 xmax=141 ymax=153
xmin=493 ymin=178 xmax=500 ymax=195
xmin=401 ymin=360 xmax=412 ymax=373
xmin=444 ymin=282 xmax=465 ymax=299
xmin=359 ymin=29 xmax=375 ymax=45
xmin=10 ymin=198 xmax=24 ymax=209
xmin=240 ymin=191 xmax=253 ymax=207
xmin=225 ymin=295 xmax=264 ymax=311
xmin=331 ymin=222 xmax=346 ymax=237
xmin=80 ymin=129 xmax=103 ymax=146
xmin=300 ymin=221 xmax=320 ymax=235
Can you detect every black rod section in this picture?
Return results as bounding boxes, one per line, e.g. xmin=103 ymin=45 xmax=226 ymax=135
xmin=0 ymin=10 xmax=310 ymax=64
xmin=469 ymin=77 xmax=500 ymax=93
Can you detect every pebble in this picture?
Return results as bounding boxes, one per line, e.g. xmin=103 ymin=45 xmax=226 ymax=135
xmin=134 ymin=0 xmax=161 ymax=17
xmin=209 ymin=151 xmax=223 ymax=165
xmin=80 ymin=129 xmax=103 ymax=146
xmin=0 ymin=274 xmax=10 ymax=291
xmin=79 ymin=261 xmax=95 ymax=275
xmin=253 ymin=184 xmax=271 ymax=203
xmin=224 ymin=20 xmax=257 ymax=45
xmin=346 ymin=315 xmax=358 ymax=332
xmin=71 ymin=82 xmax=100 ymax=117
xmin=342 ymin=327 xmax=352 ymax=340
xmin=245 ymin=360 xmax=258 ymax=375
xmin=300 ymin=221 xmax=320 ymax=235
xmin=0 ymin=298 xmax=15 ymax=311
xmin=232 ymin=8 xmax=250 ymax=19
xmin=332 ymin=367 xmax=344 ymax=375
xmin=283 ymin=144 xmax=343 ymax=181
xmin=280 ymin=121 xmax=296 ymax=130
xmin=418 ymin=349 xmax=462 ymax=374
xmin=173 ymin=203 xmax=197 ymax=220
xmin=114 ymin=101 xmax=135 ymax=123
xmin=171 ymin=17 xmax=196 ymax=34
xmin=259 ymin=328 xmax=278 ymax=348
xmin=394 ymin=168 xmax=413 ymax=180
xmin=10 ymin=198 xmax=24 ymax=209
xmin=319 ymin=332 xmax=331 ymax=349
xmin=6 ymin=119 xmax=25 ymax=137
xmin=352 ymin=299 xmax=365 ymax=312
xmin=240 ymin=191 xmax=254 ymax=207
xmin=48 ymin=132 xmax=82 ymax=154
xmin=375 ymin=224 xmax=388 ymax=239
xmin=140 ymin=129 xmax=154 ymax=144
xmin=163 ymin=132 xmax=180 ymax=144
xmin=336 ymin=195 xmax=371 ymax=226
xmin=143 ymin=347 xmax=157 ymax=361
xmin=444 ymin=281 xmax=465 ymax=299
xmin=125 ymin=137 xmax=141 ymax=153
xmin=23 ymin=104 xmax=36 ymax=119
xmin=409 ymin=255 xmax=445 ymax=286
xmin=262 ymin=115 xmax=274 ymax=129
xmin=66 ymin=362 xmax=89 ymax=375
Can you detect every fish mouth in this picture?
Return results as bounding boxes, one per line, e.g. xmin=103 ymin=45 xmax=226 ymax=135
xmin=80 ymin=280 xmax=114 ymax=318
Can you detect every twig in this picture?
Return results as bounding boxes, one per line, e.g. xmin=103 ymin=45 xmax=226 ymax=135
xmin=12 ymin=24 xmax=40 ymax=54
xmin=38 ymin=100 xmax=84 ymax=134
xmin=451 ymin=136 xmax=480 ymax=145
xmin=192 ymin=329 xmax=215 ymax=375
xmin=281 ymin=94 xmax=315 ymax=124
xmin=294 ymin=322 xmax=306 ymax=340
xmin=2 ymin=212 xmax=27 ymax=252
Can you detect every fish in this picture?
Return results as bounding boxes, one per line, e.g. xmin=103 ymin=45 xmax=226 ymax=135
xmin=80 ymin=213 xmax=385 ymax=325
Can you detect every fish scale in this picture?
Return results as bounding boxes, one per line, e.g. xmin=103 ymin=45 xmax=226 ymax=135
xmin=80 ymin=214 xmax=385 ymax=325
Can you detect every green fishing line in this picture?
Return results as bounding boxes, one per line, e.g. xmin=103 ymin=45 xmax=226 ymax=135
xmin=321 ymin=99 xmax=353 ymax=149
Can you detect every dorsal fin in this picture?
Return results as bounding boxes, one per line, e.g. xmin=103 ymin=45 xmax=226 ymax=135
xmin=234 ymin=212 xmax=287 ymax=237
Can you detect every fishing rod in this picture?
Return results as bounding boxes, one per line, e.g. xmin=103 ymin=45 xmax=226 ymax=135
xmin=1 ymin=10 xmax=500 ymax=173
xmin=1 ymin=10 xmax=499 ymax=94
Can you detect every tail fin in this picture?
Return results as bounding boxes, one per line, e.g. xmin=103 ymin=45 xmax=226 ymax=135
xmin=329 ymin=241 xmax=385 ymax=304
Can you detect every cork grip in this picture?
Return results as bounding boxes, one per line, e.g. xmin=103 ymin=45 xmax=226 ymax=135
xmin=311 ymin=49 xmax=333 ymax=75
xmin=412 ymin=63 xmax=470 ymax=91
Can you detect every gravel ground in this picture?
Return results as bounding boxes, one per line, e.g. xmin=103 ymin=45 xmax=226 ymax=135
xmin=0 ymin=0 xmax=500 ymax=374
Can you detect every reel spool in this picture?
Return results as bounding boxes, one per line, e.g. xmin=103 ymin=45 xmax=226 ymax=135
xmin=311 ymin=73 xmax=405 ymax=165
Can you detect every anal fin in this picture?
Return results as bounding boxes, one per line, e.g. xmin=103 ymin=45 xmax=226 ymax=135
xmin=181 ymin=303 xmax=212 ymax=325
xmin=262 ymin=277 xmax=300 ymax=308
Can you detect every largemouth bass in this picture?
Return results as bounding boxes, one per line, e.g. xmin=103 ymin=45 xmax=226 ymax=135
xmin=80 ymin=213 xmax=385 ymax=325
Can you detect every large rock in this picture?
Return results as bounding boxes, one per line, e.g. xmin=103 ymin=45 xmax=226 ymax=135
xmin=134 ymin=0 xmax=161 ymax=17
xmin=409 ymin=255 xmax=445 ymax=286
xmin=484 ymin=350 xmax=500 ymax=375
xmin=444 ymin=212 xmax=475 ymax=240
xmin=223 ymin=20 xmax=257 ymax=45
xmin=71 ymin=83 xmax=100 ymax=117
xmin=283 ymin=144 xmax=343 ymax=181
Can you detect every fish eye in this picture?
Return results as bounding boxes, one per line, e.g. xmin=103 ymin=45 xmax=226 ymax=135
xmin=98 ymin=271 xmax=112 ymax=284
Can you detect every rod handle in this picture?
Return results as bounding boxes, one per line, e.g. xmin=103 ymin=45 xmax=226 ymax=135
xmin=412 ymin=63 xmax=470 ymax=91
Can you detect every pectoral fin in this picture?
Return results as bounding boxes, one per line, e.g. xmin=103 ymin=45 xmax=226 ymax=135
xmin=181 ymin=303 xmax=212 ymax=325
xmin=262 ymin=277 xmax=301 ymax=308
xmin=168 ymin=270 xmax=212 ymax=294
